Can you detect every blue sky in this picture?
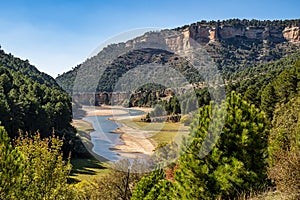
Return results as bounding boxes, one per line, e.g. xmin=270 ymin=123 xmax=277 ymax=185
xmin=0 ymin=0 xmax=299 ymax=77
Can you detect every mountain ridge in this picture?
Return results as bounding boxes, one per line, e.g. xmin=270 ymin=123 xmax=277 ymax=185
xmin=0 ymin=47 xmax=60 ymax=89
xmin=56 ymin=19 xmax=300 ymax=97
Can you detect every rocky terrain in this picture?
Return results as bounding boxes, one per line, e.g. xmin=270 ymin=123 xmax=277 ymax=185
xmin=56 ymin=19 xmax=300 ymax=106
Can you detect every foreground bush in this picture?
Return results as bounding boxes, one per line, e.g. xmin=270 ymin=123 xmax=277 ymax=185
xmin=73 ymin=159 xmax=148 ymax=200
xmin=268 ymin=97 xmax=300 ymax=199
xmin=0 ymin=126 xmax=77 ymax=200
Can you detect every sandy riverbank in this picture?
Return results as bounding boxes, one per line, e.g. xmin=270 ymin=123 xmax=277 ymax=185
xmin=82 ymin=105 xmax=152 ymax=117
xmin=77 ymin=105 xmax=155 ymax=159
xmin=112 ymin=122 xmax=156 ymax=157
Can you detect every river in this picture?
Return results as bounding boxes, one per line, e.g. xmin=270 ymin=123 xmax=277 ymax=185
xmin=83 ymin=108 xmax=145 ymax=161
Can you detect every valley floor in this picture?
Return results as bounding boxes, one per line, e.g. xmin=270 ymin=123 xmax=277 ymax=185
xmin=76 ymin=105 xmax=190 ymax=156
xmin=71 ymin=105 xmax=189 ymax=180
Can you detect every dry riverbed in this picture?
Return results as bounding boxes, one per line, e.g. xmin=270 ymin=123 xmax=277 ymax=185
xmin=73 ymin=105 xmax=188 ymax=160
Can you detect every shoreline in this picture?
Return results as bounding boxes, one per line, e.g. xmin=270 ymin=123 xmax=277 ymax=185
xmin=76 ymin=105 xmax=155 ymax=160
xmin=81 ymin=105 xmax=152 ymax=117
xmin=111 ymin=121 xmax=156 ymax=157
xmin=71 ymin=119 xmax=109 ymax=162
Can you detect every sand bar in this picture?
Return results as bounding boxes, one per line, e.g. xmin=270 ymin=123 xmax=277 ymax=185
xmin=78 ymin=105 xmax=155 ymax=158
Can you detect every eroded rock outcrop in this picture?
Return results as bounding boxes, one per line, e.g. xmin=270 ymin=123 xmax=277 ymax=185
xmin=56 ymin=19 xmax=300 ymax=97
xmin=283 ymin=26 xmax=300 ymax=42
xmin=118 ymin=22 xmax=300 ymax=54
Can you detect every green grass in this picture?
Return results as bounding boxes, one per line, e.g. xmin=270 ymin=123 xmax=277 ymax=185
xmin=72 ymin=119 xmax=94 ymax=132
xmin=119 ymin=117 xmax=189 ymax=131
xmin=151 ymin=132 xmax=178 ymax=144
xmin=69 ymin=157 xmax=110 ymax=183
xmin=118 ymin=117 xmax=190 ymax=145
xmin=69 ymin=117 xmax=189 ymax=183
xmin=70 ymin=119 xmax=110 ymax=183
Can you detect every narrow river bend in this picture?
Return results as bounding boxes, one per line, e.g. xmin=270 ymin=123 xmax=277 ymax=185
xmin=83 ymin=109 xmax=145 ymax=161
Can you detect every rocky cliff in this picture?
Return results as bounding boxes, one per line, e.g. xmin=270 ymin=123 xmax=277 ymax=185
xmin=122 ymin=21 xmax=300 ymax=54
xmin=186 ymin=24 xmax=300 ymax=43
xmin=283 ymin=26 xmax=300 ymax=42
xmin=56 ymin=19 xmax=300 ymax=98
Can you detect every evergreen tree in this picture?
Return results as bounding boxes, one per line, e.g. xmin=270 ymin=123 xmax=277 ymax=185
xmin=244 ymin=85 xmax=258 ymax=105
xmin=0 ymin=64 xmax=82 ymax=157
xmin=174 ymin=92 xmax=269 ymax=199
xmin=273 ymin=69 xmax=297 ymax=103
xmin=0 ymin=127 xmax=24 ymax=199
xmin=261 ymin=84 xmax=276 ymax=119
xmin=143 ymin=179 xmax=173 ymax=200
xmin=131 ymin=168 xmax=173 ymax=200
xmin=172 ymin=96 xmax=181 ymax=114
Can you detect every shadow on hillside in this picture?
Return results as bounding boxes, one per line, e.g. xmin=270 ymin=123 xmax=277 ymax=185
xmin=72 ymin=106 xmax=87 ymax=119
xmin=68 ymin=157 xmax=107 ymax=183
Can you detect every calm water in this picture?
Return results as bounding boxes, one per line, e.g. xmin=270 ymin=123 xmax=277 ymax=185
xmin=83 ymin=109 xmax=145 ymax=161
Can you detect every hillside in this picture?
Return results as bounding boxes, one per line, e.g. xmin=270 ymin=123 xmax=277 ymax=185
xmin=2 ymin=18 xmax=300 ymax=199
xmin=56 ymin=19 xmax=300 ymax=97
xmin=0 ymin=47 xmax=60 ymax=88
xmin=0 ymin=48 xmax=85 ymax=156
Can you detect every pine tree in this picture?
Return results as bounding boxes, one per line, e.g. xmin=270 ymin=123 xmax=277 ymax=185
xmin=244 ymin=85 xmax=258 ymax=105
xmin=174 ymin=92 xmax=269 ymax=199
xmin=0 ymin=126 xmax=24 ymax=199
xmin=131 ymin=169 xmax=166 ymax=200
xmin=273 ymin=69 xmax=297 ymax=103
xmin=143 ymin=179 xmax=173 ymax=200
xmin=261 ymin=84 xmax=276 ymax=119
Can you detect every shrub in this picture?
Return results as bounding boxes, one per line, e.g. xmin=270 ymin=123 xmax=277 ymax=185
xmin=268 ymin=97 xmax=300 ymax=199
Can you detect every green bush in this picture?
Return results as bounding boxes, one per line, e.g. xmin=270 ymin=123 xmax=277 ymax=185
xmin=0 ymin=126 xmax=77 ymax=200
xmin=268 ymin=97 xmax=300 ymax=199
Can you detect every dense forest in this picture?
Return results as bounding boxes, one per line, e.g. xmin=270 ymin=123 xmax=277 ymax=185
xmin=130 ymin=60 xmax=300 ymax=199
xmin=0 ymin=48 xmax=85 ymax=156
xmin=1 ymin=18 xmax=300 ymax=199
xmin=56 ymin=48 xmax=202 ymax=93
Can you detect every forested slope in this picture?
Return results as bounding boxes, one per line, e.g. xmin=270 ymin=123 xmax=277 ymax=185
xmin=0 ymin=48 xmax=84 ymax=156
xmin=56 ymin=19 xmax=300 ymax=94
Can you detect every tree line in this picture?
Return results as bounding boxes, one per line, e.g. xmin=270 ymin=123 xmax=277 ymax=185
xmin=0 ymin=48 xmax=85 ymax=157
xmin=130 ymin=59 xmax=300 ymax=199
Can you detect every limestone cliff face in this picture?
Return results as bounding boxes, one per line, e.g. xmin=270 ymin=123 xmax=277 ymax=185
xmin=182 ymin=24 xmax=300 ymax=44
xmin=119 ymin=23 xmax=300 ymax=54
xmin=54 ymin=20 xmax=300 ymax=112
xmin=283 ymin=26 xmax=300 ymax=42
